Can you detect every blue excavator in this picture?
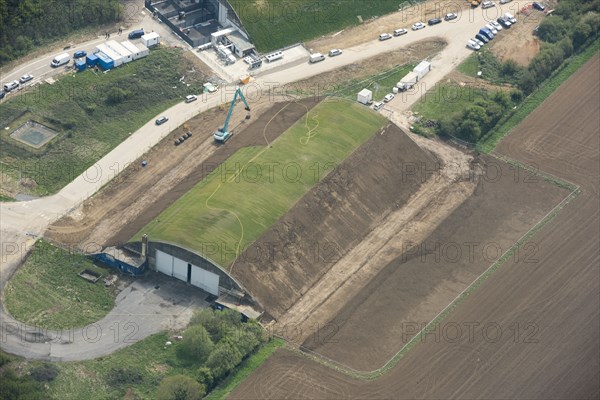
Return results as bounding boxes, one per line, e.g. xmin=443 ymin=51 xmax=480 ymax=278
xmin=213 ymin=87 xmax=251 ymax=143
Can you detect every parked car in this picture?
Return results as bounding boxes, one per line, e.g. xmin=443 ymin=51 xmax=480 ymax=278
xmin=467 ymin=40 xmax=481 ymax=50
xmin=533 ymin=2 xmax=545 ymax=11
xmin=412 ymin=22 xmax=426 ymax=30
xmin=185 ymin=95 xmax=197 ymax=103
xmin=444 ymin=13 xmax=458 ymax=21
xmin=328 ymin=48 xmax=343 ymax=57
xmin=504 ymin=12 xmax=517 ymax=24
xmin=19 ymin=74 xmax=33 ymax=84
xmin=490 ymin=21 xmax=503 ymax=31
xmin=0 ymin=90 xmax=5 ymax=99
xmin=128 ymin=29 xmax=144 ymax=39
xmin=373 ymin=102 xmax=384 ymax=111
xmin=378 ymin=33 xmax=392 ymax=41
xmin=498 ymin=17 xmax=512 ymax=28
xmin=393 ymin=28 xmax=408 ymax=36
xmin=383 ymin=93 xmax=395 ymax=103
xmin=473 ymin=37 xmax=485 ymax=47
xmin=73 ymin=50 xmax=87 ymax=59
xmin=499 ymin=0 xmax=512 ymax=3
xmin=428 ymin=18 xmax=442 ymax=25
xmin=155 ymin=116 xmax=168 ymax=125
xmin=475 ymin=33 xmax=489 ymax=44
xmin=482 ymin=1 xmax=496 ymax=8
xmin=486 ymin=24 xmax=498 ymax=35
xmin=3 ymin=80 xmax=19 ymax=92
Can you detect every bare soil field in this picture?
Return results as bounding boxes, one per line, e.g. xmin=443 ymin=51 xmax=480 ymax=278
xmin=302 ymin=153 xmax=567 ymax=371
xmin=488 ymin=8 xmax=545 ymax=66
xmin=229 ymin=54 xmax=600 ymax=399
xmin=46 ymin=98 xmax=319 ymax=248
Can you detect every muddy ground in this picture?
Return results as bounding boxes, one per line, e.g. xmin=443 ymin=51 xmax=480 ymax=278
xmin=229 ymin=54 xmax=600 ymax=400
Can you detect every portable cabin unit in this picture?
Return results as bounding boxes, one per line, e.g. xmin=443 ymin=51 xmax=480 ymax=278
xmin=86 ymin=53 xmax=98 ymax=67
xmin=141 ymin=32 xmax=160 ymax=48
xmin=105 ymin=40 xmax=133 ymax=63
xmin=96 ymin=44 xmax=123 ymax=67
xmin=95 ymin=52 xmax=114 ymax=70
xmin=357 ymin=89 xmax=373 ymax=105
xmin=75 ymin=59 xmax=87 ymax=72
xmin=121 ymin=40 xmax=149 ymax=60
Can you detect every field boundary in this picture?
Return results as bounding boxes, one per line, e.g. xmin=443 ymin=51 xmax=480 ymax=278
xmin=279 ymin=153 xmax=580 ymax=379
xmin=478 ymin=41 xmax=600 ymax=153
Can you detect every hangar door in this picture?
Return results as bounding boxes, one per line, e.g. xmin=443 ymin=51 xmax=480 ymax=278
xmin=155 ymin=250 xmax=220 ymax=295
xmin=191 ymin=266 xmax=220 ymax=296
xmin=156 ymin=250 xmax=173 ymax=275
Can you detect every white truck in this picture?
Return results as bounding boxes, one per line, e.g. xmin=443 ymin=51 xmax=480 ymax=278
xmin=397 ymin=60 xmax=432 ymax=91
xmin=51 ymin=52 xmax=70 ymax=67
xmin=413 ymin=60 xmax=432 ymax=79
xmin=309 ymin=53 xmax=325 ymax=63
xmin=357 ymin=89 xmax=373 ymax=105
xmin=397 ymin=71 xmax=419 ymax=91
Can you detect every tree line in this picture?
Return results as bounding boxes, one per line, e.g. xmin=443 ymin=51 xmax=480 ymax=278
xmin=0 ymin=0 xmax=122 ymax=66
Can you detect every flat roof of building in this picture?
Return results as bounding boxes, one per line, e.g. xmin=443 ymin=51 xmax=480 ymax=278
xmin=228 ymin=32 xmax=254 ymax=52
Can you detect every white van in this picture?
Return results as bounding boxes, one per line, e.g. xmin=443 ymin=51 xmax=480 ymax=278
xmin=309 ymin=53 xmax=325 ymax=63
xmin=373 ymin=102 xmax=384 ymax=111
xmin=51 ymin=52 xmax=71 ymax=67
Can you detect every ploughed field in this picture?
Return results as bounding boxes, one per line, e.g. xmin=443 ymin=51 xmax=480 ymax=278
xmin=228 ymin=55 xmax=599 ymax=400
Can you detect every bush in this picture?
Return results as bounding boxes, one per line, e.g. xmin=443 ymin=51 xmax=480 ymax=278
xmin=105 ymin=367 xmax=144 ymax=386
xmin=537 ymin=17 xmax=569 ymax=43
xmin=176 ymin=325 xmax=215 ymax=363
xmin=206 ymin=342 xmax=243 ymax=380
xmin=189 ymin=309 xmax=241 ymax=343
xmin=29 ymin=363 xmax=59 ymax=382
xmin=510 ymin=90 xmax=524 ymax=103
xmin=157 ymin=375 xmax=205 ymax=400
xmin=196 ymin=367 xmax=214 ymax=390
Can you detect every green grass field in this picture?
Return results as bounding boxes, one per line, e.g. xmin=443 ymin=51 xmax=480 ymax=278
xmin=4 ymin=240 xmax=116 ymax=330
xmin=0 ymin=48 xmax=205 ymax=196
xmin=230 ymin=0 xmax=405 ymax=52
xmin=412 ymin=83 xmax=498 ymax=120
xmin=135 ymin=99 xmax=386 ymax=267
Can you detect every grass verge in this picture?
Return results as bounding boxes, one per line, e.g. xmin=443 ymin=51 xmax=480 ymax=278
xmin=4 ymin=240 xmax=116 ymax=330
xmin=135 ymin=99 xmax=386 ymax=267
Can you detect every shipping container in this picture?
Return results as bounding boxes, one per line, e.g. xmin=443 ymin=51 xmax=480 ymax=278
xmin=413 ymin=61 xmax=432 ymax=79
xmin=105 ymin=40 xmax=133 ymax=63
xmin=86 ymin=53 xmax=98 ymax=67
xmin=141 ymin=32 xmax=160 ymax=48
xmin=96 ymin=44 xmax=123 ymax=67
xmin=95 ymin=52 xmax=114 ymax=70
xmin=75 ymin=59 xmax=87 ymax=72
xmin=120 ymin=41 xmax=149 ymax=60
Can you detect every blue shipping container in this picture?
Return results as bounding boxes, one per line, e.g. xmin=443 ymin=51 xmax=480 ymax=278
xmin=86 ymin=53 xmax=98 ymax=66
xmin=75 ymin=59 xmax=87 ymax=72
xmin=96 ymin=52 xmax=114 ymax=70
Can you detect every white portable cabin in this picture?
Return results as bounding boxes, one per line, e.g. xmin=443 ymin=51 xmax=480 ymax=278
xmin=413 ymin=61 xmax=432 ymax=79
xmin=121 ymin=40 xmax=149 ymax=60
xmin=105 ymin=40 xmax=133 ymax=63
xmin=357 ymin=89 xmax=373 ymax=105
xmin=141 ymin=32 xmax=160 ymax=48
xmin=96 ymin=44 xmax=123 ymax=67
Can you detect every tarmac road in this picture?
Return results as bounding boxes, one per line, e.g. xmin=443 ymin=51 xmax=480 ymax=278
xmin=0 ymin=5 xmax=511 ymax=360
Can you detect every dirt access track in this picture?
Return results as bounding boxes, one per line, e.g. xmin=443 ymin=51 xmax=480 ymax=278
xmin=229 ymin=55 xmax=600 ymax=399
